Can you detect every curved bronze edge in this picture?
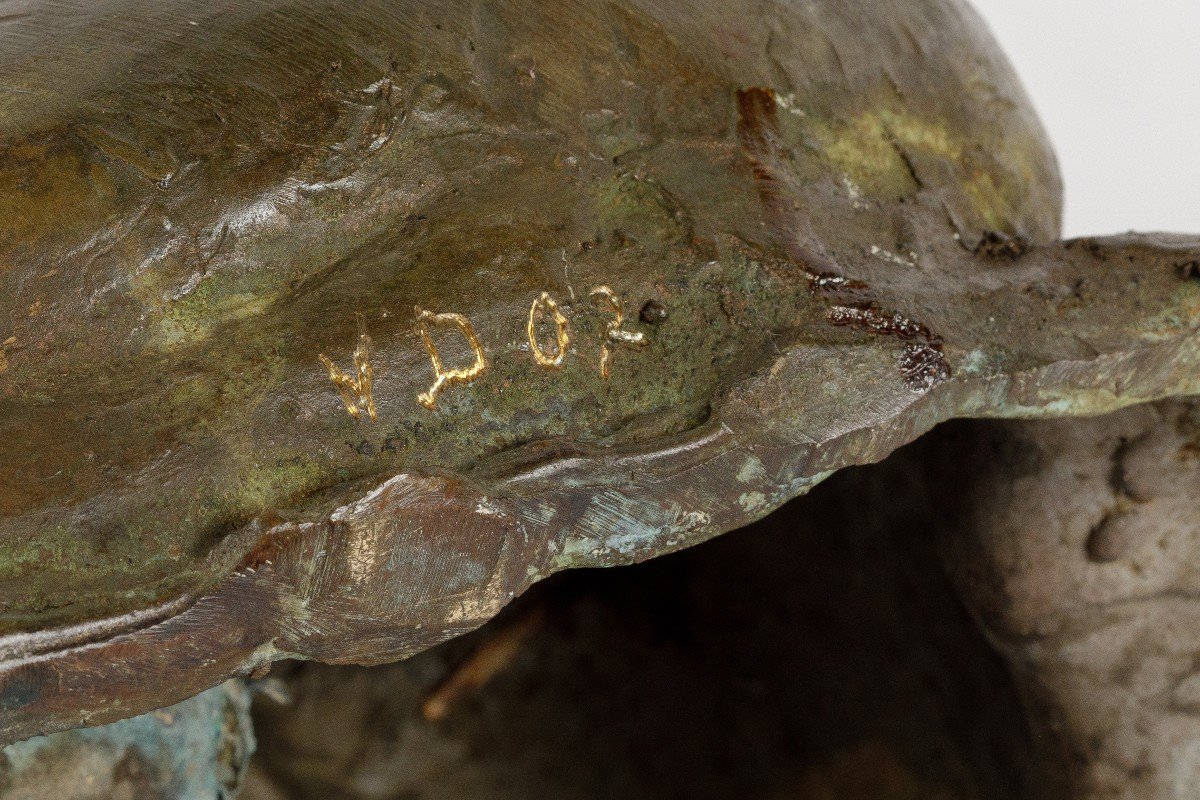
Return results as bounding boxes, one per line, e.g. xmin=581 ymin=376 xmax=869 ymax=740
xmin=2 ymin=237 xmax=1198 ymax=745
xmin=0 ymin=593 xmax=200 ymax=663
xmin=3 ymin=337 xmax=1197 ymax=744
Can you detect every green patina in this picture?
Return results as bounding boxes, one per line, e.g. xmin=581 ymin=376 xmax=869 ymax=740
xmin=0 ymin=0 xmax=1193 ymax=649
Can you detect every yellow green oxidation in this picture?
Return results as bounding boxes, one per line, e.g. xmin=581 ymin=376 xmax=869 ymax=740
xmin=1 ymin=0 xmax=1193 ymax=649
xmin=792 ymin=100 xmax=1051 ymax=235
xmin=801 ymin=110 xmax=923 ymax=198
xmin=0 ymin=141 xmax=118 ymax=255
xmin=220 ymin=456 xmax=330 ymax=522
xmin=145 ymin=273 xmax=275 ymax=350
xmin=1139 ymin=283 xmax=1200 ymax=342
xmin=0 ymin=525 xmax=93 ymax=582
xmin=595 ymin=173 xmax=688 ymax=253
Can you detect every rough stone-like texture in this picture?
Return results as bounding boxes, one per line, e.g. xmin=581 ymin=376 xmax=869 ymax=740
xmin=0 ymin=681 xmax=253 ymax=799
xmin=1 ymin=0 xmax=1198 ymax=747
xmin=935 ymin=400 xmax=1200 ymax=799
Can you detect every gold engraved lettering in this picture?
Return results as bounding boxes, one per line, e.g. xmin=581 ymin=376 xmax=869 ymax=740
xmin=526 ymin=291 xmax=571 ymax=369
xmin=590 ymin=285 xmax=647 ymax=379
xmin=319 ymin=322 xmax=378 ymax=421
xmin=415 ymin=308 xmax=488 ymax=409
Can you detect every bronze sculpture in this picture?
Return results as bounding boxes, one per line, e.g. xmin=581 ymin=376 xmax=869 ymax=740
xmin=0 ymin=0 xmax=1197 ymax=796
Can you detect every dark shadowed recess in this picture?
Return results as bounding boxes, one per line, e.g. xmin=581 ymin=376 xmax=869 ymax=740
xmin=245 ymin=423 xmax=1034 ymax=800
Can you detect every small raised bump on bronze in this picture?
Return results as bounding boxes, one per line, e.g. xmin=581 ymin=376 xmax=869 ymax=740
xmin=639 ymin=299 xmax=668 ymax=325
xmin=590 ymin=285 xmax=647 ymax=379
xmin=318 ymin=323 xmax=378 ymax=421
xmin=527 ymin=291 xmax=571 ymax=369
xmin=415 ymin=307 xmax=488 ymax=409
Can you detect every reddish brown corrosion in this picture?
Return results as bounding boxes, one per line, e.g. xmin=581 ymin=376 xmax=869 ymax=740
xmin=898 ymin=343 xmax=952 ymax=391
xmin=736 ymin=87 xmax=840 ymax=275
xmin=826 ymin=304 xmax=951 ymax=391
xmin=826 ymin=305 xmax=934 ymax=340
xmin=737 ymin=86 xmax=950 ymax=392
xmin=1 ymin=0 xmax=1198 ymax=752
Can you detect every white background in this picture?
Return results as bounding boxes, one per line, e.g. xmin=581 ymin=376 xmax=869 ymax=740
xmin=969 ymin=1 xmax=1200 ymax=237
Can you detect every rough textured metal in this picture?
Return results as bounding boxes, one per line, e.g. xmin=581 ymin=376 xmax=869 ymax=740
xmin=243 ymin=452 xmax=1033 ymax=800
xmin=0 ymin=0 xmax=1198 ymax=744
xmin=0 ymin=681 xmax=253 ymax=799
